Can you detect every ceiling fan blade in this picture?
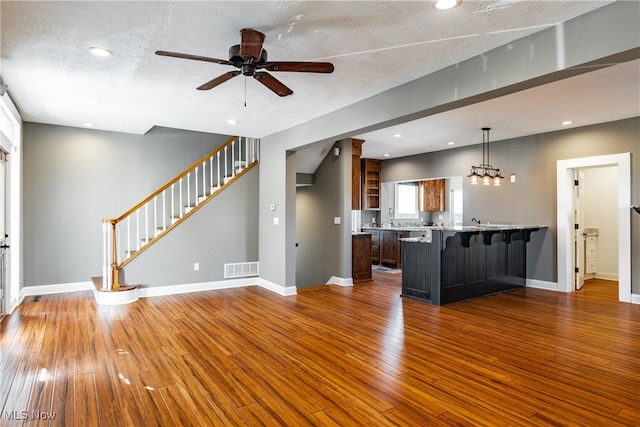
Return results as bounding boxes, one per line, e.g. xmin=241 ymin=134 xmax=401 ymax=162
xmin=240 ymin=28 xmax=265 ymax=61
xmin=253 ymin=72 xmax=293 ymax=97
xmin=262 ymin=61 xmax=334 ymax=73
xmin=155 ymin=50 xmax=234 ymax=66
xmin=197 ymin=71 xmax=241 ymax=90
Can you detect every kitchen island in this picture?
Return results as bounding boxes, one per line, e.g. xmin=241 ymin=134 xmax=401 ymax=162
xmin=401 ymin=225 xmax=543 ymax=305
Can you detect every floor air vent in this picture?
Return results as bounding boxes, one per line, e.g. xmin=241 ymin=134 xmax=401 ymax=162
xmin=224 ymin=262 xmax=259 ymax=279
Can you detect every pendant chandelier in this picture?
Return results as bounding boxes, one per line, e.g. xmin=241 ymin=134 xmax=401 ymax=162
xmin=468 ymin=127 xmax=503 ymax=186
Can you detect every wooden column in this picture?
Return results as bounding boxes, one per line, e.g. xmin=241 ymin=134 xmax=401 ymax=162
xmin=351 ymin=139 xmax=365 ymax=210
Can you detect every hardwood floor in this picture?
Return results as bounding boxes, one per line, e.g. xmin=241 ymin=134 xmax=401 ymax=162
xmin=1 ymin=275 xmax=638 ymax=426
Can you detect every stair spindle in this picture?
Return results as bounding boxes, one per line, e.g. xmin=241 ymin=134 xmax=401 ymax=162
xmin=127 ymin=216 xmax=131 ymax=258
xmin=194 ymin=167 xmax=198 ymax=207
xmin=179 ymin=178 xmax=183 ymax=218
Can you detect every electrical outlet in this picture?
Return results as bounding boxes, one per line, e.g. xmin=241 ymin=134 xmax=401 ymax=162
xmin=194 ymin=262 xmax=199 ymax=271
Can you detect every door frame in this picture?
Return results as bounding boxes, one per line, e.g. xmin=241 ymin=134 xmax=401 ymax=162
xmin=0 ymin=94 xmax=22 ymax=315
xmin=557 ymin=153 xmax=631 ymax=302
xmin=573 ymin=169 xmax=585 ymax=291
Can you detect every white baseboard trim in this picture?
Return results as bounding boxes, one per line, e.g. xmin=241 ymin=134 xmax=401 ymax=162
xmin=20 ymin=281 xmax=93 ymax=302
xmin=16 ymin=277 xmax=296 ymax=307
xmin=257 ymin=278 xmax=297 ymax=296
xmin=327 ymin=276 xmax=353 ymax=287
xmin=631 ymin=293 xmax=640 ymax=305
xmin=595 ymin=272 xmax=619 ymax=281
xmin=139 ymin=277 xmax=254 ymax=298
xmin=526 ymin=279 xmax=558 ymax=291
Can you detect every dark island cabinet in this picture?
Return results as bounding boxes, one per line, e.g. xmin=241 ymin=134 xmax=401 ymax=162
xmin=402 ymin=227 xmax=541 ymax=305
xmin=401 ymin=232 xmax=441 ymax=302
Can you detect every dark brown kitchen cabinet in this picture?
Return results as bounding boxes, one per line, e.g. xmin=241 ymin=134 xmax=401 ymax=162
xmin=369 ymin=229 xmax=380 ymax=264
xmin=352 ymin=233 xmax=372 ymax=282
xmin=361 ymin=158 xmax=381 ymax=210
xmin=380 ymin=230 xmax=409 ymax=268
xmin=419 ymin=179 xmax=445 ymax=211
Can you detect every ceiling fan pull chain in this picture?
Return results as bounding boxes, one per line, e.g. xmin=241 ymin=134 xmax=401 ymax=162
xmin=244 ymin=76 xmax=247 ymax=107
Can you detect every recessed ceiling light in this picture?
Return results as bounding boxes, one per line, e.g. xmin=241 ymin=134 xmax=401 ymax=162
xmin=89 ymin=47 xmax=113 ymax=57
xmin=435 ymin=0 xmax=461 ymax=10
xmin=447 ymin=141 xmax=456 ymax=146
xmin=393 ymin=133 xmax=403 ymax=138
xmin=383 ymin=153 xmax=390 ymax=157
xmin=227 ymin=119 xmax=239 ymax=125
xmin=561 ymin=120 xmax=574 ymax=126
xmin=83 ymin=122 xmax=95 ymax=127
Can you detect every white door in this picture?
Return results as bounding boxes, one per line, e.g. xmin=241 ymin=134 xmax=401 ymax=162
xmin=574 ymin=169 xmax=585 ymax=290
xmin=0 ymin=152 xmax=6 ymax=315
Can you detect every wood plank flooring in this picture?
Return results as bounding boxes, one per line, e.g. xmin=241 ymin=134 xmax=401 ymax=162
xmin=1 ymin=276 xmax=638 ymax=426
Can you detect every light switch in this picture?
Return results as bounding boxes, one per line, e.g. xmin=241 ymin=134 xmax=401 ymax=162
xmin=334 ymin=217 xmax=341 ymax=225
xmin=273 ymin=217 xmax=279 ymax=225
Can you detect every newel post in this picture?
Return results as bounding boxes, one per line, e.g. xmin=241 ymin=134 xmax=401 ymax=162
xmin=110 ymin=219 xmax=120 ymax=290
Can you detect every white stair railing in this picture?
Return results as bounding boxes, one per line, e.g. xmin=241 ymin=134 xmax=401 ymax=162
xmin=102 ymin=136 xmax=259 ymax=290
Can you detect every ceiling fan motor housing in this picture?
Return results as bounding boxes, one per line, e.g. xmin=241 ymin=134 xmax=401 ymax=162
xmin=229 ymin=44 xmax=268 ymax=65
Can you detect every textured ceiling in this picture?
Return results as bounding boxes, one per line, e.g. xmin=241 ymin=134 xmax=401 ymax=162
xmin=1 ymin=1 xmax=637 ymax=173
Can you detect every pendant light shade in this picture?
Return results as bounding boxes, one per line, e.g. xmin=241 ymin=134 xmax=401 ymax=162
xmin=468 ymin=127 xmax=503 ymax=187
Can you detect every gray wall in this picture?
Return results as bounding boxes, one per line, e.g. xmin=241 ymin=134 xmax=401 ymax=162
xmin=23 ymin=123 xmax=257 ymax=287
xmin=382 ymin=117 xmax=640 ymax=290
xmin=295 ymin=146 xmax=340 ymax=288
xmin=295 ymin=140 xmax=351 ymax=288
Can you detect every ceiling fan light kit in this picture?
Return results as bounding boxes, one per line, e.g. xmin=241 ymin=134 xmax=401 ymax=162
xmin=156 ymin=28 xmax=334 ymax=97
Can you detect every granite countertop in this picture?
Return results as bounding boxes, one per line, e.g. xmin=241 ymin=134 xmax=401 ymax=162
xmin=362 ymin=224 xmax=545 ymax=232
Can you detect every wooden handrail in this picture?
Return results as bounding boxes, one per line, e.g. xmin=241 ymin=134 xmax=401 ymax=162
xmin=106 ymin=135 xmax=239 ymax=223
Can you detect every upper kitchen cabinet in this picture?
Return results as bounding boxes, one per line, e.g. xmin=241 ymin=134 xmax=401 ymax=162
xmin=419 ymin=179 xmax=445 ymax=211
xmin=361 ymin=158 xmax=381 ymax=210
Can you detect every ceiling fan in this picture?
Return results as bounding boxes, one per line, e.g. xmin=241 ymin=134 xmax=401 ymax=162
xmin=156 ymin=28 xmax=334 ymax=97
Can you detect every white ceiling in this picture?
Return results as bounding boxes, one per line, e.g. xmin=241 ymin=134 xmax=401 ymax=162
xmin=2 ymin=1 xmax=638 ymax=173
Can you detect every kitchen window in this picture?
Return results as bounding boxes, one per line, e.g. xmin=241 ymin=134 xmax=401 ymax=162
xmin=395 ymin=182 xmax=419 ymax=219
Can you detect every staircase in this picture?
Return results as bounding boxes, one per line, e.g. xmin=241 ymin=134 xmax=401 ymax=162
xmin=101 ymin=136 xmax=259 ymax=292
